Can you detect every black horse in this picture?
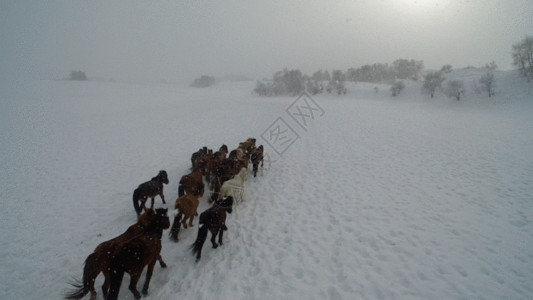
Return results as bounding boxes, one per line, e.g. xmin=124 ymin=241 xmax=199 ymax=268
xmin=190 ymin=196 xmax=234 ymax=262
xmin=251 ymin=145 xmax=264 ymax=177
xmin=132 ymin=170 xmax=169 ymax=216
xmin=106 ymin=208 xmax=170 ymax=300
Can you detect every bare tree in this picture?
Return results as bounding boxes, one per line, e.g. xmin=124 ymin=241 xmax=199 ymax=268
xmin=445 ymin=80 xmax=465 ymax=101
xmin=422 ymin=71 xmax=444 ymax=98
xmin=479 ymin=71 xmax=495 ymax=97
xmin=512 ymin=37 xmax=533 ymax=81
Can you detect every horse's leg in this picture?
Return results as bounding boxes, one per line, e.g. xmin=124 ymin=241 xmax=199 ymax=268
xmin=188 ymin=213 xmax=195 ymax=227
xmin=160 ymin=192 xmax=166 ymax=204
xmin=102 ymin=271 xmax=110 ymax=299
xmin=210 ymin=228 xmax=219 ymax=249
xmin=218 ymin=226 xmax=224 ymax=246
xmin=128 ymin=272 xmax=142 ymax=299
xmin=150 ymin=197 xmax=155 ymax=209
xmin=158 ymin=255 xmax=167 ymax=268
xmin=181 ymin=214 xmax=188 ymax=229
xmin=141 ymin=260 xmax=157 ymax=295
xmin=140 ymin=197 xmax=147 ymax=212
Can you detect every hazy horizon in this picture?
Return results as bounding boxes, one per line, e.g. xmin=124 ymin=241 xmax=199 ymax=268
xmin=1 ymin=0 xmax=532 ymax=83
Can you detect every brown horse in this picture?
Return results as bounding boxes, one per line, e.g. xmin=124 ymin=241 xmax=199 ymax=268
xmin=169 ymin=192 xmax=201 ymax=242
xmin=132 ymin=170 xmax=169 ymax=216
xmin=206 ymin=144 xmax=228 ymax=183
xmin=178 ymin=169 xmax=204 ymax=198
xmin=190 ymin=196 xmax=234 ymax=262
xmin=63 ymin=209 xmax=167 ymax=300
xmin=106 ymin=208 xmax=170 ymax=300
xmin=242 ymin=137 xmax=256 ymax=154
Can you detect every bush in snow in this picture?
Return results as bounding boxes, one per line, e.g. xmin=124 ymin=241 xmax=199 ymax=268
xmin=390 ymin=80 xmax=405 ymax=96
xmin=191 ymin=75 xmax=216 ymax=88
xmin=69 ymin=70 xmax=87 ymax=81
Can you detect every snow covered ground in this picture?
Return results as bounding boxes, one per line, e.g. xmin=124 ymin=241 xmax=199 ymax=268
xmin=1 ymin=70 xmax=532 ymax=299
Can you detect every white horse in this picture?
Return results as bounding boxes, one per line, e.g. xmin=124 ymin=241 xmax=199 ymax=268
xmin=219 ymin=168 xmax=247 ymax=204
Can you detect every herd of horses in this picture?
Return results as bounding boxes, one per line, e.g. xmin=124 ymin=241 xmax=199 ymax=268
xmin=64 ymin=138 xmax=264 ymax=300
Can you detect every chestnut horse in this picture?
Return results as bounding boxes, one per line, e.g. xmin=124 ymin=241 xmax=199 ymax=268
xmin=190 ymin=196 xmax=234 ymax=262
xmin=132 ymin=170 xmax=169 ymax=216
xmin=63 ymin=209 xmax=167 ymax=300
xmin=106 ymin=208 xmax=170 ymax=300
xmin=169 ymin=192 xmax=202 ymax=242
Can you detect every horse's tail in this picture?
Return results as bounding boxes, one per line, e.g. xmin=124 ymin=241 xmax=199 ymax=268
xmin=169 ymin=211 xmax=182 ymax=242
xmin=106 ymin=259 xmax=126 ymax=300
xmin=133 ymin=188 xmax=142 ymax=215
xmin=63 ymin=253 xmax=100 ymax=299
xmin=178 ymin=178 xmax=185 ymax=197
xmin=190 ymin=224 xmax=208 ymax=262
xmin=63 ymin=279 xmax=87 ymax=300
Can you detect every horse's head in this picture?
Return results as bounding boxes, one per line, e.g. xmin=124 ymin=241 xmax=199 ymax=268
xmin=216 ymin=196 xmax=233 ymax=214
xmin=158 ymin=170 xmax=169 ymax=184
xmin=155 ymin=208 xmax=170 ymax=230
xmin=194 ymin=183 xmax=204 ymax=196
xmin=138 ymin=208 xmax=156 ymax=227
xmin=220 ymin=144 xmax=228 ymax=154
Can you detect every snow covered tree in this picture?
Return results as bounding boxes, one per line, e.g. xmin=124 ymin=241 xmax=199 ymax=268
xmin=512 ymin=37 xmax=533 ymax=81
xmin=445 ymin=80 xmax=465 ymax=101
xmin=422 ymin=71 xmax=444 ymax=98
xmin=392 ymin=59 xmax=424 ymax=80
xmin=440 ymin=64 xmax=452 ymax=73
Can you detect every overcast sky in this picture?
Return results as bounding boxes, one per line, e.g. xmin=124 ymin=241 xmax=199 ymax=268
xmin=1 ymin=0 xmax=532 ymax=83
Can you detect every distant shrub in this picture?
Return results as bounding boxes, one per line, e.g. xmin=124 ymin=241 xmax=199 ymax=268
xmin=390 ymin=80 xmax=405 ymax=96
xmin=191 ymin=75 xmax=215 ymax=88
xmin=69 ymin=70 xmax=87 ymax=81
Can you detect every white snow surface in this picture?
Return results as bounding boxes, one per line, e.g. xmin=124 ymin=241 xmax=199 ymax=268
xmin=1 ymin=70 xmax=532 ymax=299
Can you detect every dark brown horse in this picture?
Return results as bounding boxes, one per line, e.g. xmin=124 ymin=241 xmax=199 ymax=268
xmin=190 ymin=146 xmax=211 ymax=176
xmin=206 ymin=144 xmax=228 ymax=183
xmin=209 ymin=155 xmax=243 ymax=202
xmin=132 ymin=170 xmax=169 ymax=216
xmin=178 ymin=169 xmax=204 ymax=198
xmin=63 ymin=209 xmax=167 ymax=300
xmin=106 ymin=208 xmax=170 ymax=300
xmin=190 ymin=196 xmax=234 ymax=262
